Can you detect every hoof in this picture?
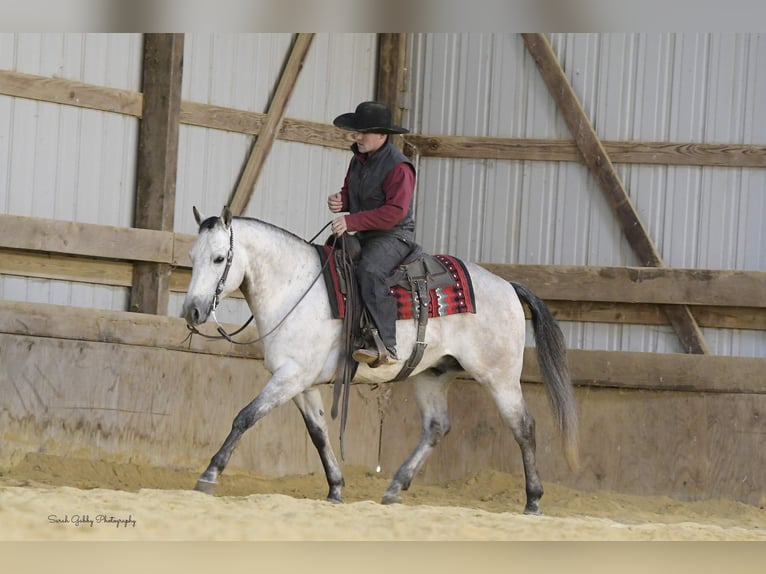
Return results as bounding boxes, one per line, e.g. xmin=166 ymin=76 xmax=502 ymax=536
xmin=381 ymin=492 xmax=402 ymax=505
xmin=523 ymin=505 xmax=542 ymax=516
xmin=327 ymin=482 xmax=344 ymax=503
xmin=194 ymin=478 xmax=217 ymax=495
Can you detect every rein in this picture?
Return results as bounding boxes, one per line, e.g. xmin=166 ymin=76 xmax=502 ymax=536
xmin=184 ymin=217 xmax=356 ymax=459
xmin=185 ymin=221 xmax=335 ymax=346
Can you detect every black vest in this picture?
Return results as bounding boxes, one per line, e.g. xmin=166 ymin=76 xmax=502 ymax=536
xmin=347 ymin=139 xmax=416 ymax=242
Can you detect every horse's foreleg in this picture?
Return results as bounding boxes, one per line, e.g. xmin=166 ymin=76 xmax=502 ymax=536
xmin=194 ymin=426 xmax=240 ymax=493
xmin=193 ymin=397 xmax=259 ymax=493
xmin=194 ymin=371 xmax=306 ymax=494
xmin=488 ymin=384 xmax=544 ymax=515
xmin=293 ymin=388 xmax=344 ymax=503
xmin=382 ymin=371 xmax=453 ymax=505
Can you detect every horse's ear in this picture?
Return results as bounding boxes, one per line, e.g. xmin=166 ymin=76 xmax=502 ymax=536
xmin=221 ymin=205 xmax=233 ymax=229
xmin=193 ymin=206 xmax=202 ymax=226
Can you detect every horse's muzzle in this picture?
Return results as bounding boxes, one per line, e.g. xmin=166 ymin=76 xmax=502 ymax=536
xmin=182 ymin=298 xmax=209 ymax=326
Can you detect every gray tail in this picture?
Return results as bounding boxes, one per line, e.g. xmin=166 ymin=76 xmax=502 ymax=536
xmin=511 ymin=281 xmax=580 ymax=472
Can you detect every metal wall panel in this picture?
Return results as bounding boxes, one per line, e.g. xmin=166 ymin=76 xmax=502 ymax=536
xmin=175 ymin=33 xmax=376 ymax=235
xmin=169 ymin=33 xmax=377 ymax=322
xmin=0 ymin=33 xmax=142 ymax=310
xmin=407 ymin=33 xmax=765 ymax=356
xmin=0 ymin=33 xmax=377 ymax=321
xmin=1 ymin=33 xmax=761 ymax=356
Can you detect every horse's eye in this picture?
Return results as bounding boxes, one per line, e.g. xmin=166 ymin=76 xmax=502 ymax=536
xmin=214 ymin=256 xmax=226 ymax=264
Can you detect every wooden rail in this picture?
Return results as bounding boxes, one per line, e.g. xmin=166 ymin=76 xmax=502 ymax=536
xmin=0 ymin=214 xmax=174 ymax=262
xmin=0 ymin=299 xmax=263 ymax=359
xmin=482 ymin=263 xmax=766 ymax=307
xmin=404 ymin=135 xmax=766 ymax=168
xmin=0 ymin=300 xmax=762 ymax=394
xmin=0 ymin=214 xmax=764 ymax=332
xmin=2 ymin=69 xmax=765 ymax=168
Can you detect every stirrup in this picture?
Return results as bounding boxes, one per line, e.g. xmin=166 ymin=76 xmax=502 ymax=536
xmin=352 ymin=347 xmax=396 ymax=368
xmin=353 ymin=328 xmax=394 ymax=367
xmin=352 ymin=348 xmax=384 ymax=365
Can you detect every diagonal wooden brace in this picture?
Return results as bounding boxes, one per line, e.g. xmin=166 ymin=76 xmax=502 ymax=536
xmin=522 ymin=33 xmax=709 ymax=354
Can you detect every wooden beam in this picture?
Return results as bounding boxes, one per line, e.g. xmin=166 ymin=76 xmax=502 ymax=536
xmin=130 ymin=33 xmax=184 ymax=316
xmin=180 ymin=101 xmax=350 ymax=149
xmin=376 ymin=34 xmax=408 ymax=124
xmin=0 ymin=248 xmax=134 ymax=287
xmin=2 ymin=251 xmax=762 ymax=329
xmin=480 ymin=263 xmax=766 ymax=308
xmin=542 ymin=301 xmax=766 ymax=331
xmin=405 ymin=134 xmax=766 ymax=168
xmin=376 ymin=33 xmax=410 ymax=156
xmin=4 ymin=252 xmax=761 ymax=330
xmin=172 ymin=232 xmax=196 ymax=267
xmin=522 ymin=32 xmax=710 ymax=354
xmin=228 ymin=33 xmax=314 ymax=216
xmin=1 ymin=299 xmax=761 ymax=395
xmin=0 ymin=214 xmax=174 ymax=263
xmin=0 ymin=300 xmax=262 ymax=359
xmin=0 ymin=69 xmax=143 ymax=116
xmin=679 ymin=305 xmax=766 ymax=331
xmin=521 ymin=33 xmax=658 ymax=264
xmin=2 ymin=212 xmax=762 ymax=310
xmin=4 ymin=69 xmax=764 ymax=168
xmin=521 ymin=348 xmax=766 ymax=395
xmin=2 ymin=210 xmax=763 ymax=311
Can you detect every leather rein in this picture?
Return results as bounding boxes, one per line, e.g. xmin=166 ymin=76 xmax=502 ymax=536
xmin=185 ymin=221 xmax=335 ymax=346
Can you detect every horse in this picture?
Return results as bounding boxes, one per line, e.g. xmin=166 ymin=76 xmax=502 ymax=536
xmin=182 ymin=206 xmax=579 ymax=514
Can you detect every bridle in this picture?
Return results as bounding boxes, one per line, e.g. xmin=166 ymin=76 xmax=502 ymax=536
xmin=184 ymin=218 xmax=357 ymax=459
xmin=210 ymin=222 xmax=235 ymax=318
xmin=185 ymin=220 xmax=334 ymax=346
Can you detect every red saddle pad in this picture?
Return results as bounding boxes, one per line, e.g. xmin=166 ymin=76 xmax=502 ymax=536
xmin=316 ymin=246 xmax=476 ymax=321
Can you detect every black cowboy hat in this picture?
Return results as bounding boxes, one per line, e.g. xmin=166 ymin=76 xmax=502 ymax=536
xmin=333 ymin=101 xmax=409 ymax=134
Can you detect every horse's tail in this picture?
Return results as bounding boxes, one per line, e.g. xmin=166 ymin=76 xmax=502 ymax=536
xmin=511 ymin=281 xmax=580 ymax=472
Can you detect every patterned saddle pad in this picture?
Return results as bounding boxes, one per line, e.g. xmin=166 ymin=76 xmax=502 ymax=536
xmin=315 ymin=245 xmax=476 ymax=321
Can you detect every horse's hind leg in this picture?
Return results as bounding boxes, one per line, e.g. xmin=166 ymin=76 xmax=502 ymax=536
xmin=487 ymin=383 xmax=544 ymax=515
xmin=292 ymin=387 xmax=344 ymax=503
xmin=382 ymin=370 xmax=454 ymax=505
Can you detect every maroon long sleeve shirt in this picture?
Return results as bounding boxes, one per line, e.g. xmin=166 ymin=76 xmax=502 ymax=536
xmin=337 ymin=156 xmax=415 ymax=232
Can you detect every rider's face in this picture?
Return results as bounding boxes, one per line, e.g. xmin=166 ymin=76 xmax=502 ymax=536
xmin=352 ymin=131 xmax=387 ymax=154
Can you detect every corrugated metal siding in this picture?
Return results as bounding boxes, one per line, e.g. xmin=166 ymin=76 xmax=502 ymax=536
xmin=0 ymin=33 xmax=142 ymax=310
xmin=175 ymin=33 xmax=375 ymax=235
xmin=407 ymin=33 xmax=765 ymax=356
xmin=0 ymin=33 xmax=377 ymax=321
xmin=0 ymin=33 xmax=761 ymax=356
xmin=169 ymin=33 xmax=377 ymax=322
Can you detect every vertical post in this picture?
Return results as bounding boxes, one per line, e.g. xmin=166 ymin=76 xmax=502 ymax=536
xmin=130 ymin=33 xmax=184 ymax=315
xmin=376 ymin=34 xmax=409 ymax=154
xmin=376 ymin=33 xmax=408 ymax=124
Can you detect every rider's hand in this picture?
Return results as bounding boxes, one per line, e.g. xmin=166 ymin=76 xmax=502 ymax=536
xmin=327 ymin=192 xmax=343 ymax=213
xmin=331 ymin=216 xmax=347 ymax=236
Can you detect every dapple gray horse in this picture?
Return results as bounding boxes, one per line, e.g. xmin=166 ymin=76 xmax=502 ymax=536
xmin=182 ymin=206 xmax=579 ymax=514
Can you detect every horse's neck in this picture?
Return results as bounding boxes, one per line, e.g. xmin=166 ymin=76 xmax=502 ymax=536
xmin=235 ymin=219 xmax=319 ymax=320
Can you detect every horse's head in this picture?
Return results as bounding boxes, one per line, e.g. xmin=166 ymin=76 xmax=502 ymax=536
xmin=182 ymin=205 xmax=243 ymax=326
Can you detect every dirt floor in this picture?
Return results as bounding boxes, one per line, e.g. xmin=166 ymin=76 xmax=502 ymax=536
xmin=0 ymin=452 xmax=763 ymax=541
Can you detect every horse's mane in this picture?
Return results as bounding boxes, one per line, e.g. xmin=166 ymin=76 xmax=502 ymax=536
xmin=198 ymin=215 xmax=313 ymax=248
xmin=198 ymin=216 xmax=221 ymax=232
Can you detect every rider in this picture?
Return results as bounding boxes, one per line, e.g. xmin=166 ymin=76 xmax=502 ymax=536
xmin=328 ymin=101 xmax=416 ymax=367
